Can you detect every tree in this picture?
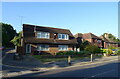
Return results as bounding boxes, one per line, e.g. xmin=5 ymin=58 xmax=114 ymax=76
xmin=1 ymin=23 xmax=17 ymax=47
xmin=102 ymin=49 xmax=112 ymax=56
xmin=103 ymin=33 xmax=120 ymax=43
xmin=80 ymin=40 xmax=90 ymax=50
xmin=11 ymin=31 xmax=22 ymax=46
xmin=108 ymin=46 xmax=116 ymax=50
xmin=84 ymin=45 xmax=101 ymax=54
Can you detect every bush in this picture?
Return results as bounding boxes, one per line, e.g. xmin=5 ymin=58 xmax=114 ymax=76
xmin=114 ymin=50 xmax=120 ymax=55
xmin=56 ymin=50 xmax=90 ymax=56
xmin=56 ymin=51 xmax=76 ymax=55
xmin=56 ymin=51 xmax=66 ymax=55
xmin=85 ymin=45 xmax=102 ymax=54
xmin=79 ymin=50 xmax=90 ymax=55
xmin=102 ymin=49 xmax=113 ymax=56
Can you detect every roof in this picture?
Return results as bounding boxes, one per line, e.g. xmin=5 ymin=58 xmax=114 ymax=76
xmin=74 ymin=33 xmax=83 ymax=38
xmin=24 ymin=37 xmax=77 ymax=45
xmin=23 ymin=24 xmax=73 ymax=37
xmin=100 ymin=35 xmax=117 ymax=44
xmin=100 ymin=35 xmax=109 ymax=42
xmin=22 ymin=24 xmax=77 ymax=45
xmin=74 ymin=33 xmax=102 ymax=39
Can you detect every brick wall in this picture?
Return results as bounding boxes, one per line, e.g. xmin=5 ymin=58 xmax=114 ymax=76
xmin=16 ymin=46 xmax=24 ymax=55
xmin=31 ymin=44 xmax=73 ymax=55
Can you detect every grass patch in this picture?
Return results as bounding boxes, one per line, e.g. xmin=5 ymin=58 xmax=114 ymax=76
xmin=33 ymin=55 xmax=89 ymax=62
xmin=33 ymin=55 xmax=67 ymax=62
xmin=33 ymin=54 xmax=103 ymax=63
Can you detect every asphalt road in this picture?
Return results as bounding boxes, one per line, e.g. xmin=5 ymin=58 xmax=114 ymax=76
xmin=14 ymin=59 xmax=119 ymax=78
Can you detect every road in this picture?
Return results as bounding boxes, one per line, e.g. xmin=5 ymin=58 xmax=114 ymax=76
xmin=14 ymin=59 xmax=119 ymax=78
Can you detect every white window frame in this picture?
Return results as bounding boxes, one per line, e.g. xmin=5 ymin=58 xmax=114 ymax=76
xmin=58 ymin=34 xmax=69 ymax=40
xmin=37 ymin=31 xmax=50 ymax=39
xmin=26 ymin=44 xmax=31 ymax=53
xmin=37 ymin=44 xmax=49 ymax=51
xmin=58 ymin=45 xmax=68 ymax=51
xmin=97 ymin=40 xmax=101 ymax=43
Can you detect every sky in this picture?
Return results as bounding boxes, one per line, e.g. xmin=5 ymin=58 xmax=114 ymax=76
xmin=2 ymin=2 xmax=118 ymax=37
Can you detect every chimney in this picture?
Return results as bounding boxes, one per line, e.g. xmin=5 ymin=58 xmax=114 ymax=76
xmin=104 ymin=33 xmax=108 ymax=38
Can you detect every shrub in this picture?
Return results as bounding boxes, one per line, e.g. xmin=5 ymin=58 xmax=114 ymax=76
xmin=102 ymin=49 xmax=113 ymax=56
xmin=56 ymin=51 xmax=66 ymax=55
xmin=84 ymin=45 xmax=101 ymax=54
xmin=79 ymin=50 xmax=90 ymax=55
xmin=56 ymin=50 xmax=90 ymax=56
xmin=65 ymin=51 xmax=76 ymax=55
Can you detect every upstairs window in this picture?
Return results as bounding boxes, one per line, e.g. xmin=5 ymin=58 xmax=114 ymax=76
xmin=97 ymin=40 xmax=101 ymax=43
xmin=58 ymin=34 xmax=69 ymax=40
xmin=37 ymin=32 xmax=50 ymax=39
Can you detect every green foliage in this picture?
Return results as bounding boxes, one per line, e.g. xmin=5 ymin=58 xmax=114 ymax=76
xmin=108 ymin=46 xmax=116 ymax=49
xmin=84 ymin=45 xmax=101 ymax=54
xmin=103 ymin=33 xmax=120 ymax=43
xmin=78 ymin=50 xmax=90 ymax=55
xmin=116 ymin=50 xmax=120 ymax=55
xmin=56 ymin=51 xmax=76 ymax=55
xmin=80 ymin=40 xmax=90 ymax=50
xmin=56 ymin=50 xmax=90 ymax=56
xmin=1 ymin=23 xmax=17 ymax=47
xmin=11 ymin=31 xmax=22 ymax=46
xmin=102 ymin=49 xmax=113 ymax=55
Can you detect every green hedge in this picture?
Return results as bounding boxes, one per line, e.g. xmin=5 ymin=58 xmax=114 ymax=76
xmin=56 ymin=51 xmax=90 ymax=56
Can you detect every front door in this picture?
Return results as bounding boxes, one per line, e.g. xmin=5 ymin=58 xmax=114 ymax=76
xmin=26 ymin=44 xmax=31 ymax=54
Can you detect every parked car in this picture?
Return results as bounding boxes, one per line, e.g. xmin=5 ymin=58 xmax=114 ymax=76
xmin=0 ymin=47 xmax=5 ymax=50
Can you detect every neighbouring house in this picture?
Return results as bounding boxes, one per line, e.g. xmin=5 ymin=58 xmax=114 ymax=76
xmin=18 ymin=24 xmax=77 ymax=55
xmin=74 ymin=33 xmax=103 ymax=51
xmin=100 ymin=33 xmax=118 ymax=48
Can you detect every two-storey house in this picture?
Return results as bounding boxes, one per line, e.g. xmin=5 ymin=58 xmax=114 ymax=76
xmin=100 ymin=33 xmax=118 ymax=48
xmin=74 ymin=33 xmax=103 ymax=51
xmin=20 ymin=24 xmax=77 ymax=55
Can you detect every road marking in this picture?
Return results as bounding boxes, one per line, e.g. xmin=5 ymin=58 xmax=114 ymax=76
xmin=91 ymin=69 xmax=115 ymax=77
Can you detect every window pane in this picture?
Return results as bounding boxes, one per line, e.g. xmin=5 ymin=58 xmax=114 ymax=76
xmin=58 ymin=34 xmax=69 ymax=40
xmin=37 ymin=32 xmax=49 ymax=38
xmin=62 ymin=34 xmax=65 ymax=39
xmin=58 ymin=34 xmax=61 ymax=39
xmin=58 ymin=45 xmax=68 ymax=51
xmin=37 ymin=45 xmax=49 ymax=51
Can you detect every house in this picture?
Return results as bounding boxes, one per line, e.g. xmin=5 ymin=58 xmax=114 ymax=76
xmin=74 ymin=33 xmax=103 ymax=51
xmin=100 ymin=33 xmax=118 ymax=48
xmin=19 ymin=24 xmax=77 ymax=55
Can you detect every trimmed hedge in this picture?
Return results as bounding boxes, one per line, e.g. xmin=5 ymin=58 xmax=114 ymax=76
xmin=56 ymin=51 xmax=90 ymax=56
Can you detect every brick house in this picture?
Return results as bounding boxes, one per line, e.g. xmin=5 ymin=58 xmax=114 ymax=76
xmin=100 ymin=34 xmax=118 ymax=48
xmin=74 ymin=33 xmax=103 ymax=51
xmin=19 ymin=24 xmax=77 ymax=55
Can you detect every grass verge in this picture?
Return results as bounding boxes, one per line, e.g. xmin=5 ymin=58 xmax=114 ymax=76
xmin=33 ymin=55 xmax=103 ymax=63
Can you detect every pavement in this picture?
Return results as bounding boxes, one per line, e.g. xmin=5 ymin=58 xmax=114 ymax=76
xmin=1 ymin=49 xmax=119 ymax=78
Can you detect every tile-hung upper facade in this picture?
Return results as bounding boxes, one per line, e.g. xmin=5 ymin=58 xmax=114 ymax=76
xmin=100 ymin=34 xmax=118 ymax=48
xmin=74 ymin=33 xmax=103 ymax=50
xmin=21 ymin=24 xmax=77 ymax=55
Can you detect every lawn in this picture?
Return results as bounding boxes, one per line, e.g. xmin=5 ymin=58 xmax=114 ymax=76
xmin=33 ymin=54 xmax=103 ymax=63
